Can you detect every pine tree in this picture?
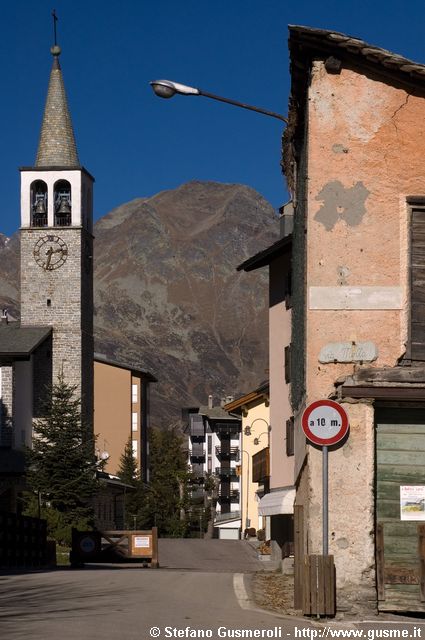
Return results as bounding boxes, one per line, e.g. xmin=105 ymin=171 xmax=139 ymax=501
xmin=117 ymin=437 xmax=140 ymax=528
xmin=137 ymin=426 xmax=190 ymax=536
xmin=118 ymin=437 xmax=138 ymax=486
xmin=25 ymin=374 xmax=98 ymax=543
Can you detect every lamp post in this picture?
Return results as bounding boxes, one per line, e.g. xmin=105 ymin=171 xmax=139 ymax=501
xmin=150 ymin=79 xmax=288 ymax=124
xmin=241 ymin=449 xmax=250 ymax=532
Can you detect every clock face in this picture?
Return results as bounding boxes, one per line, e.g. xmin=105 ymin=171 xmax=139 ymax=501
xmin=33 ymin=235 xmax=68 ymax=271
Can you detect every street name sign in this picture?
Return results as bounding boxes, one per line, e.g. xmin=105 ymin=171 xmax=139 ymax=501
xmin=302 ymin=399 xmax=349 ymax=446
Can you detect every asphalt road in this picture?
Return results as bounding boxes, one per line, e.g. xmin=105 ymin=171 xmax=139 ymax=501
xmin=0 ymin=540 xmax=289 ymax=640
xmin=1 ymin=540 xmax=424 ymax=640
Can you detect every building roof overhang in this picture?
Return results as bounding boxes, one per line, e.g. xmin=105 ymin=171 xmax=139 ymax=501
xmin=338 ymin=365 xmax=425 ymax=402
xmin=94 ymin=352 xmax=157 ymax=382
xmin=237 ymin=235 xmax=292 ymax=272
xmin=0 ymin=323 xmax=52 ymax=365
xmin=224 ymin=381 xmax=269 ymax=413
xmin=284 ymin=26 xmax=425 ymax=191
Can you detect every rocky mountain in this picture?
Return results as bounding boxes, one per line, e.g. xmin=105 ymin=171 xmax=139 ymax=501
xmin=0 ymin=233 xmax=19 ymax=318
xmin=0 ymin=181 xmax=279 ymax=427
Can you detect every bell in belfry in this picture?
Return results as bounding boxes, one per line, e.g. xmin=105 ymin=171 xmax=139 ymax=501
xmin=57 ymin=195 xmax=71 ymax=214
xmin=34 ymin=194 xmax=46 ymax=214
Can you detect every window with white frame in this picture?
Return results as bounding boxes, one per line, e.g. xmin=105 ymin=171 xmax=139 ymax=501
xmin=132 ymin=412 xmax=138 ymax=431
xmin=132 ymin=440 xmax=138 ymax=457
xmin=132 ymin=383 xmax=138 ymax=403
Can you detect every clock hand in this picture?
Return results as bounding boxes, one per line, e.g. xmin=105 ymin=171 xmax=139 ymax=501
xmin=45 ymin=247 xmax=54 ymax=268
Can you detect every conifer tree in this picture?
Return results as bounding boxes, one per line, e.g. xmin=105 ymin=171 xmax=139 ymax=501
xmin=25 ymin=374 xmax=98 ymax=543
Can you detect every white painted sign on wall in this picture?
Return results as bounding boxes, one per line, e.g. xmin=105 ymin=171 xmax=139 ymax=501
xmin=319 ymin=341 xmax=378 ymax=363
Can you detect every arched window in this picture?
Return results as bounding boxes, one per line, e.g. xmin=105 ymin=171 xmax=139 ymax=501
xmin=54 ymin=180 xmax=71 ymax=226
xmin=30 ymin=180 xmax=47 ymax=227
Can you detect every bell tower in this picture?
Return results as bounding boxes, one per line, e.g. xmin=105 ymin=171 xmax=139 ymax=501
xmin=19 ymin=42 xmax=94 ymax=429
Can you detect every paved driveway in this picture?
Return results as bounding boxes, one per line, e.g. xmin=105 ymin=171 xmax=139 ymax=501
xmin=158 ymin=538 xmax=271 ymax=572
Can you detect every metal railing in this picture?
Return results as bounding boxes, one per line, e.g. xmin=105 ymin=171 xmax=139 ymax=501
xmin=215 ymin=446 xmax=239 ymax=459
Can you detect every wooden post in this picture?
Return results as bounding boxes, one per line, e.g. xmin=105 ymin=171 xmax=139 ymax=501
xmin=151 ymin=526 xmax=159 ymax=568
xmin=294 ymin=505 xmax=304 ymax=609
xmin=376 ymin=522 xmax=385 ymax=601
xmin=302 ymin=554 xmax=336 ymax=617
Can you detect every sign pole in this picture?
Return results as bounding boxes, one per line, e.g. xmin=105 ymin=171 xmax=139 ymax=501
xmin=323 ymin=445 xmax=328 ymax=555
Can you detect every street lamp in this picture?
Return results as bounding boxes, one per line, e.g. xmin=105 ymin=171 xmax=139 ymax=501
xmin=150 ymin=79 xmax=288 ymax=124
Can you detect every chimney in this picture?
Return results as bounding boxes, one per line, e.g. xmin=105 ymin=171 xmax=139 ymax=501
xmin=1 ymin=309 xmax=8 ymax=325
xmin=208 ymin=394 xmax=213 ymax=409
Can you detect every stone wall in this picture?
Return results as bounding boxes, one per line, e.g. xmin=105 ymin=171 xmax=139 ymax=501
xmin=299 ymin=61 xmax=425 ymax=613
xmin=20 ymin=227 xmax=93 ymax=428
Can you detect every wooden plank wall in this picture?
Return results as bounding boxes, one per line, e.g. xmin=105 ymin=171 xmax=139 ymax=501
xmin=0 ymin=511 xmax=47 ymax=568
xmin=376 ymin=409 xmax=425 ymax=612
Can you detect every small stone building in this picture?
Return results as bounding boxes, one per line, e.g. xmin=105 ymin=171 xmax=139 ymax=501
xmin=285 ymin=26 xmax=425 ymax=613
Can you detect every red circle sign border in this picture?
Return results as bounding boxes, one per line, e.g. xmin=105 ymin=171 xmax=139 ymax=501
xmin=301 ymin=399 xmax=349 ymax=446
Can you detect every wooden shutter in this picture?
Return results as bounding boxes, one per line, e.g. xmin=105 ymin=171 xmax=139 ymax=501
xmin=410 ymin=207 xmax=425 ymax=360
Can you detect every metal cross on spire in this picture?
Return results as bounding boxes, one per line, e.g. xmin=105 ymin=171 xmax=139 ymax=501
xmin=52 ymin=9 xmax=58 ymax=46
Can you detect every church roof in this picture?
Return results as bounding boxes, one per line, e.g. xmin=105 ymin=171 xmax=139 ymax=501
xmin=35 ymin=45 xmax=80 ymax=167
xmin=0 ymin=323 xmax=51 ymax=363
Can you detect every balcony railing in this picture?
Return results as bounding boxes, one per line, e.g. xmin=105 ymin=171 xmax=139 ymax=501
xmin=215 ymin=446 xmax=239 ymax=460
xmin=188 ymin=463 xmax=205 ymax=482
xmin=190 ymin=416 xmax=204 ymax=437
xmin=190 ymin=445 xmax=205 ymax=461
xmin=31 ymin=213 xmax=48 ymax=227
xmin=215 ymin=510 xmax=241 ymax=523
xmin=215 ymin=466 xmax=238 ymax=478
xmin=218 ymin=489 xmax=240 ymax=502
xmin=54 ymin=213 xmax=72 ymax=227
xmin=214 ymin=421 xmax=240 ymax=436
xmin=252 ymin=447 xmax=270 ymax=483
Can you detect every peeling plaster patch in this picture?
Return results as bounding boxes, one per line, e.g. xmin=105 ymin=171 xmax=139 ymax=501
xmin=332 ymin=144 xmax=349 ymax=154
xmin=337 ymin=265 xmax=350 ymax=285
xmin=314 ymin=180 xmax=370 ymax=231
xmin=336 ymin=538 xmax=349 ymax=549
xmin=310 ymin=64 xmax=389 ymax=141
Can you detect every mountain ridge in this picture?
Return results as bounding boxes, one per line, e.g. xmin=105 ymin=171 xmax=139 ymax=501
xmin=0 ymin=181 xmax=278 ymax=426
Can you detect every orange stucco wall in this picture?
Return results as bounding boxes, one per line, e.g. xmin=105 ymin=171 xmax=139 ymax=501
xmin=296 ymin=61 xmax=425 ymax=611
xmin=94 ymin=361 xmax=132 ymax=475
xmin=269 ymin=253 xmax=293 ymax=490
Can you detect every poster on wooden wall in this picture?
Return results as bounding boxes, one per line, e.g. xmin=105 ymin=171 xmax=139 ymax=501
xmin=400 ymin=485 xmax=425 ymax=520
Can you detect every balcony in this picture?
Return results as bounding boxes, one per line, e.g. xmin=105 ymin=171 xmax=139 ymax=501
xmin=190 ymin=416 xmax=204 ymax=437
xmin=215 ymin=446 xmax=239 ymax=460
xmin=189 ymin=463 xmax=205 ymax=482
xmin=215 ymin=422 xmax=240 ymax=438
xmin=218 ymin=489 xmax=240 ymax=502
xmin=215 ymin=466 xmax=238 ymax=479
xmin=190 ymin=444 xmax=205 ymax=461
xmin=252 ymin=447 xmax=270 ymax=483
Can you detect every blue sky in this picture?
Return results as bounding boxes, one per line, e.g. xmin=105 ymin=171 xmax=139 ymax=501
xmin=1 ymin=0 xmax=425 ymax=237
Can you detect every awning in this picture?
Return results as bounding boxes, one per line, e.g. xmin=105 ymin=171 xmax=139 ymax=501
xmin=258 ymin=488 xmax=295 ymax=516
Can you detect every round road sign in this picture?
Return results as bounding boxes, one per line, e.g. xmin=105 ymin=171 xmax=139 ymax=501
xmin=301 ymin=399 xmax=349 ymax=446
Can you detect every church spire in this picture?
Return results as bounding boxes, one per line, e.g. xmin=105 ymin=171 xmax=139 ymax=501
xmin=35 ymin=43 xmax=80 ymax=167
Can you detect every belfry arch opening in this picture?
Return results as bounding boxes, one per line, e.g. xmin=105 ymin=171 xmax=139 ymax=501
xmin=54 ymin=180 xmax=72 ymax=226
xmin=30 ymin=180 xmax=48 ymax=227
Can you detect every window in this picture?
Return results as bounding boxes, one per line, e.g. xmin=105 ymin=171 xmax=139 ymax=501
xmin=207 ymin=435 xmax=212 ymax=455
xmin=284 ymin=345 xmax=291 ymax=383
xmin=207 ymin=457 xmax=212 ymax=473
xmin=54 ymin=180 xmax=72 ymax=226
xmin=285 ymin=268 xmax=293 ymax=309
xmin=132 ymin=412 xmax=138 ymax=431
xmin=409 ymin=203 xmax=425 ymax=360
xmin=132 ymin=440 xmax=138 ymax=457
xmin=286 ymin=418 xmax=294 ymax=457
xmin=30 ymin=180 xmax=48 ymax=227
xmin=132 ymin=383 xmax=138 ymax=403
